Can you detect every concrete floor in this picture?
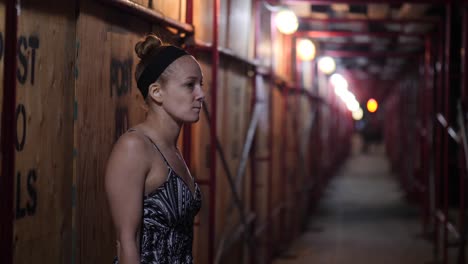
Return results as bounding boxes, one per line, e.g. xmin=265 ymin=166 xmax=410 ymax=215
xmin=273 ymin=142 xmax=434 ymax=264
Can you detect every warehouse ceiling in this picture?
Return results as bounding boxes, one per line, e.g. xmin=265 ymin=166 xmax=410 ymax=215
xmin=281 ymin=1 xmax=443 ymax=103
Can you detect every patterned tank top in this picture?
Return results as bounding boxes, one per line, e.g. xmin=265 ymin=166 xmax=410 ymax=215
xmin=113 ymin=130 xmax=202 ymax=264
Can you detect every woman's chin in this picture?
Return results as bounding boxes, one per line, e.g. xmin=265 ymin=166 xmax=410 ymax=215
xmin=184 ymin=115 xmax=200 ymax=123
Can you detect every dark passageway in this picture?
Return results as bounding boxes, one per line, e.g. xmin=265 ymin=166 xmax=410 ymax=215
xmin=274 ymin=136 xmax=432 ymax=264
xmin=0 ymin=1 xmax=467 ymax=264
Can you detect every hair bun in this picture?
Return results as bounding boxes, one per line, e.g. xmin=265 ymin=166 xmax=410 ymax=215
xmin=135 ymin=34 xmax=164 ymax=60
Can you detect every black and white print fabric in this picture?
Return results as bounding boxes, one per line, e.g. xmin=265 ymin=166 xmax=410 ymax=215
xmin=113 ymin=131 xmax=202 ymax=264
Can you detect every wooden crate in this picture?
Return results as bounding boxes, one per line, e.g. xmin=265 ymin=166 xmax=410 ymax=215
xmin=188 ymin=52 xmax=212 ymax=264
xmin=0 ymin=0 xmax=307 ymax=263
xmin=217 ymin=59 xmax=253 ymax=263
xmin=75 ymin=1 xmax=150 ymax=263
xmin=253 ymin=77 xmax=271 ymax=264
xmin=271 ymin=87 xmax=285 ymax=251
xmin=130 ymin=0 xmax=185 ymax=22
xmin=190 ymin=51 xmax=255 ymax=263
xmin=13 ymin=1 xmax=76 ymax=263
xmin=193 ymin=0 xmax=213 ymax=44
xmin=224 ymin=0 xmax=253 ymax=58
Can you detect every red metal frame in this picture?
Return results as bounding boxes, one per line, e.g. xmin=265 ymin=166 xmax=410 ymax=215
xmin=422 ymin=36 xmax=432 ymax=235
xmin=299 ymin=17 xmax=439 ymax=25
xmin=183 ymin=0 xmax=193 ymax=171
xmin=249 ymin=68 xmax=258 ymax=264
xmin=434 ymin=20 xmax=444 ymax=261
xmin=280 ymin=36 xmax=289 ymax=246
xmin=442 ymin=6 xmax=451 ymax=263
xmin=322 ymin=50 xmax=421 ymax=58
xmin=460 ymin=8 xmax=468 ymax=264
xmin=0 ymin=1 xmax=18 ymax=264
xmin=208 ymin=1 xmax=220 ymax=263
xmin=282 ymin=0 xmax=449 ymax=4
xmin=295 ymin=30 xmax=425 ymax=38
xmin=463 ymin=7 xmax=468 ymax=104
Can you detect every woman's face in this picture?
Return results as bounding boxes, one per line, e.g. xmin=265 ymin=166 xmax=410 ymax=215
xmin=160 ymin=55 xmax=205 ymax=123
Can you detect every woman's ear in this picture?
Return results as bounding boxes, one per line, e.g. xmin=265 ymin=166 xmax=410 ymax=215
xmin=148 ymin=82 xmax=163 ymax=104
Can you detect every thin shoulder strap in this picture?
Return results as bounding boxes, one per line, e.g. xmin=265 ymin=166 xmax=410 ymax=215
xmin=127 ymin=129 xmax=171 ymax=168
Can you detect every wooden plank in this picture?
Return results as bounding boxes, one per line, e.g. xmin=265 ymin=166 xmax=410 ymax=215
xmin=129 ymin=0 xmax=185 ymax=22
xmin=253 ymin=77 xmax=270 ymax=264
xmin=189 ymin=53 xmax=212 ymax=264
xmin=13 ymin=1 xmax=75 ymax=263
xmin=191 ymin=47 xmax=255 ymax=264
xmin=75 ymin=1 xmax=151 ymax=263
xmin=207 ymin=58 xmax=254 ymax=263
xmin=228 ymin=0 xmax=253 ymax=58
xmin=271 ymin=87 xmax=284 ymax=248
xmin=193 ymin=0 xmax=213 ymax=43
xmin=368 ymin=4 xmax=390 ymax=19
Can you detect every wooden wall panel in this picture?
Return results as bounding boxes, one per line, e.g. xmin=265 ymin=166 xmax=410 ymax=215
xmin=188 ymin=53 xmax=212 ymax=264
xmin=284 ymin=95 xmax=296 ymax=240
xmin=130 ymin=0 xmax=185 ymax=22
xmin=225 ymin=0 xmax=252 ymax=58
xmin=193 ymin=0 xmax=213 ymax=43
xmin=217 ymin=61 xmax=253 ymax=263
xmin=190 ymin=50 xmax=255 ymax=264
xmin=13 ymin=2 xmax=75 ymax=263
xmin=253 ymin=77 xmax=270 ymax=264
xmin=75 ymin=1 xmax=150 ymax=263
xmin=271 ymin=87 xmax=284 ymax=253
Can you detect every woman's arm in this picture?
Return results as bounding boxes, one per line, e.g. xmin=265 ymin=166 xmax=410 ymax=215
xmin=105 ymin=133 xmax=150 ymax=264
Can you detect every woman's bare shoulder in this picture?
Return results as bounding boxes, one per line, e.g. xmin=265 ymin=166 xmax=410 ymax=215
xmin=113 ymin=131 xmax=148 ymax=154
xmin=106 ymin=130 xmax=151 ymax=177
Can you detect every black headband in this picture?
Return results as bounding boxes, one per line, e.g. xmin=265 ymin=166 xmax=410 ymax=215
xmin=137 ymin=46 xmax=189 ymax=98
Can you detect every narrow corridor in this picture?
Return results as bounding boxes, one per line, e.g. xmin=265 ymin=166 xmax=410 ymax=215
xmin=273 ymin=141 xmax=433 ymax=264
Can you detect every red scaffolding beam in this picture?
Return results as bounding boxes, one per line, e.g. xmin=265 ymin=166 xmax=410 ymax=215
xmin=0 ymin=1 xmax=18 ymax=264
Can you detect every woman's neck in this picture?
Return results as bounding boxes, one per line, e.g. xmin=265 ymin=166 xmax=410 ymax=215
xmin=143 ymin=109 xmax=182 ymax=149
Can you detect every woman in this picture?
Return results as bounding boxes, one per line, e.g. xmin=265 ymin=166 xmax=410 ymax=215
xmin=105 ymin=34 xmax=204 ymax=264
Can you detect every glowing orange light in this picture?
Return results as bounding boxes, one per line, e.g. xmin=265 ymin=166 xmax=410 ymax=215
xmin=367 ymin=98 xmax=378 ymax=113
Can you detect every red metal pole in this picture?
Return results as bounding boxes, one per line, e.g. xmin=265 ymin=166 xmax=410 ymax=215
xmin=209 ymin=0 xmax=220 ymax=263
xmin=293 ymin=40 xmax=301 ymax=238
xmin=267 ymin=76 xmax=274 ymax=263
xmin=269 ymin=11 xmax=277 ymax=259
xmin=443 ymin=5 xmax=451 ymax=263
xmin=299 ymin=16 xmax=438 ymax=25
xmin=433 ymin=21 xmax=444 ymax=261
xmin=323 ymin=50 xmax=421 ymax=58
xmin=459 ymin=9 xmax=467 ymax=264
xmin=186 ymin=0 xmax=193 ymax=24
xmin=295 ymin=30 xmax=425 ymax=39
xmin=282 ymin=0 xmax=449 ymax=4
xmin=183 ymin=0 xmax=193 ymax=169
xmin=281 ymin=67 xmax=288 ymax=246
xmin=422 ymin=36 xmax=431 ymax=234
xmin=0 ymin=1 xmax=17 ymax=264
xmin=249 ymin=82 xmax=257 ymax=264
xmin=462 ymin=7 xmax=468 ymax=104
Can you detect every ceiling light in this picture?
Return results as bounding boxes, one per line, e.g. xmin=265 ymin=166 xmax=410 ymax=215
xmin=297 ymin=39 xmax=316 ymax=61
xmin=318 ymin=56 xmax=336 ymax=74
xmin=274 ymin=9 xmax=298 ymax=35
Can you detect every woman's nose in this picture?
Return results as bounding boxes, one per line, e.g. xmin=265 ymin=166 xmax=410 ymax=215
xmin=196 ymin=87 xmax=205 ymax=102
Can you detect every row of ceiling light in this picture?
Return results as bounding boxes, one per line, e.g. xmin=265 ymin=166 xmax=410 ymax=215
xmin=275 ymin=8 xmax=379 ymax=120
